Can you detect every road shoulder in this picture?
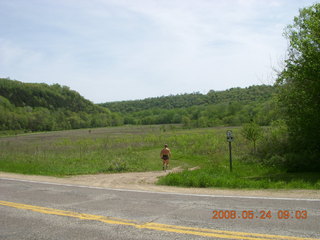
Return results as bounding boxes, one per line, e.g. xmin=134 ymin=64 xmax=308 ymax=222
xmin=1 ymin=171 xmax=319 ymax=199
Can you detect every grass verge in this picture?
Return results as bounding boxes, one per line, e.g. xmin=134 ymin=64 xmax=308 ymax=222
xmin=157 ymin=161 xmax=320 ymax=189
xmin=1 ymin=125 xmax=319 ymax=190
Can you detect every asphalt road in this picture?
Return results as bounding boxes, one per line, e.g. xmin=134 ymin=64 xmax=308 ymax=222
xmin=0 ymin=178 xmax=319 ymax=240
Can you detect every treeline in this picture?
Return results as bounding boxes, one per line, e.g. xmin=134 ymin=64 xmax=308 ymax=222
xmin=236 ymin=3 xmax=320 ymax=172
xmin=0 ymin=78 xmax=122 ymax=132
xmin=270 ymin=3 xmax=320 ymax=170
xmin=0 ymin=78 xmax=277 ymax=133
xmin=101 ymin=85 xmax=278 ymax=127
xmin=0 ymin=78 xmax=285 ymax=169
xmin=101 ymin=85 xmax=275 ymax=113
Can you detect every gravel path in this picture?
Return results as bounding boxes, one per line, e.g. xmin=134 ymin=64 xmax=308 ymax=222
xmin=1 ymin=169 xmax=319 ymax=199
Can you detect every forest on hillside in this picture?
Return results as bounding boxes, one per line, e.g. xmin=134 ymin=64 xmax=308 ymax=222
xmin=0 ymin=78 xmax=278 ymax=133
xmin=101 ymin=85 xmax=275 ymax=112
xmin=0 ymin=78 xmax=123 ymax=132
xmin=100 ymin=85 xmax=278 ymax=127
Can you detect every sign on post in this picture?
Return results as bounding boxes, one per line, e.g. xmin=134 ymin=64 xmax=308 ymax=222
xmin=226 ymin=130 xmax=233 ymax=172
xmin=226 ymin=130 xmax=233 ymax=142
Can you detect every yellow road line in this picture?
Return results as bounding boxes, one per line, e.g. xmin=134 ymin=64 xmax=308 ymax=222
xmin=0 ymin=200 xmax=318 ymax=240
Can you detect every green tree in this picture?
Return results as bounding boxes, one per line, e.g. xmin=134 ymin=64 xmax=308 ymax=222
xmin=182 ymin=116 xmax=191 ymax=128
xmin=241 ymin=122 xmax=263 ymax=153
xmin=276 ymin=3 xmax=320 ymax=170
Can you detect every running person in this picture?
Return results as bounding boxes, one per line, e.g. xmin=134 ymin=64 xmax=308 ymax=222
xmin=160 ymin=144 xmax=171 ymax=171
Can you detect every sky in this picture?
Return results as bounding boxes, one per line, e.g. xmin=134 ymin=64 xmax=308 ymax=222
xmin=0 ymin=0 xmax=318 ymax=103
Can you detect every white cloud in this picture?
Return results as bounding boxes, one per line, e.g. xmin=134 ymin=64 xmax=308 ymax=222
xmin=0 ymin=0 xmax=316 ymax=102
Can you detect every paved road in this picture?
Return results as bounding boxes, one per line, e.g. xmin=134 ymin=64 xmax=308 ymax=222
xmin=1 ymin=178 xmax=319 ymax=240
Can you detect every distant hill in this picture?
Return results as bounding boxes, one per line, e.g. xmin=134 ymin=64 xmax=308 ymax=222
xmin=0 ymin=78 xmax=122 ymax=132
xmin=100 ymin=85 xmax=278 ymax=127
xmin=0 ymin=78 xmax=279 ymax=133
xmin=100 ymin=85 xmax=275 ymax=113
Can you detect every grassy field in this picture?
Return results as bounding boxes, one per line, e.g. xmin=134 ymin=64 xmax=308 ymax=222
xmin=0 ymin=125 xmax=319 ymax=189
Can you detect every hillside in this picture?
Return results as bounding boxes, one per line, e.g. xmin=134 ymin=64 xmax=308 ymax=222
xmin=0 ymin=78 xmax=122 ymax=132
xmin=0 ymin=78 xmax=100 ymax=112
xmin=100 ymin=85 xmax=275 ymax=113
xmin=100 ymin=85 xmax=278 ymax=127
xmin=1 ymin=78 xmax=278 ymax=133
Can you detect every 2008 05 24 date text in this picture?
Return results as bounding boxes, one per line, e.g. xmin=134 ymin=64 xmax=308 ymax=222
xmin=212 ymin=210 xmax=308 ymax=220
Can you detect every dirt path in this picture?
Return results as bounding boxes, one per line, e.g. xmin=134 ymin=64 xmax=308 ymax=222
xmin=1 ymin=169 xmax=319 ymax=199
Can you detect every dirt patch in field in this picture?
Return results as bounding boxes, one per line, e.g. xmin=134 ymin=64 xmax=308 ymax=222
xmin=1 ymin=169 xmax=319 ymax=199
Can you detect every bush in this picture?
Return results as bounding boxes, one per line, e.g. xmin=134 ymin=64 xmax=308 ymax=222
xmin=255 ymin=120 xmax=289 ymax=167
xmin=241 ymin=122 xmax=262 ymax=153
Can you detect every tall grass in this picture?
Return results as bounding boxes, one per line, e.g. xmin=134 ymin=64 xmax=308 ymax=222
xmin=1 ymin=125 xmax=319 ymax=189
xmin=0 ymin=125 xmax=229 ymax=176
